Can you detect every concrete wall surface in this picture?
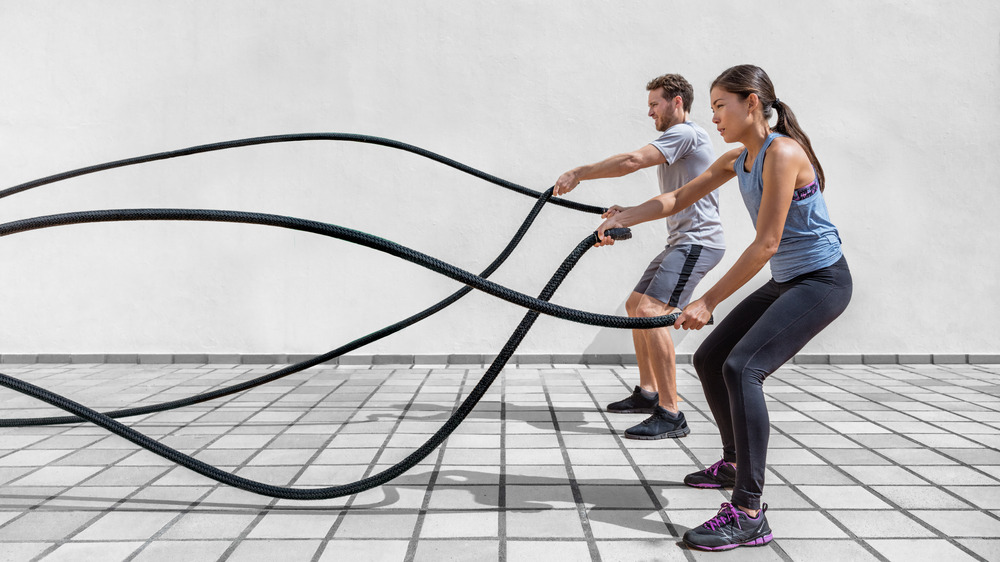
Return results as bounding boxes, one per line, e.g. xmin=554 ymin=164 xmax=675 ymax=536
xmin=1 ymin=1 xmax=997 ymax=357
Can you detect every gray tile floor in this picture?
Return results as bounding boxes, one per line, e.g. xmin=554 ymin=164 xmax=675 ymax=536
xmin=0 ymin=361 xmax=998 ymax=561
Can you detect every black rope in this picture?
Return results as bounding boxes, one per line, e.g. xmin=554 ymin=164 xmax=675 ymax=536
xmin=0 ymin=189 xmax=555 ymax=427
xmin=0 ymin=208 xmax=684 ymax=330
xmin=0 ymin=229 xmax=666 ymax=499
xmin=0 ymin=132 xmax=606 ymax=215
xmin=0 ymin=133 xmax=708 ymax=498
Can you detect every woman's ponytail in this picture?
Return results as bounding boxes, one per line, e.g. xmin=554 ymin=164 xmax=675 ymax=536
xmin=772 ymin=100 xmax=825 ymax=191
xmin=713 ymin=66 xmax=826 ymax=191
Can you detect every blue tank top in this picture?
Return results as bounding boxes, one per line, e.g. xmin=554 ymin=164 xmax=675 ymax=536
xmin=735 ymin=132 xmax=842 ymax=282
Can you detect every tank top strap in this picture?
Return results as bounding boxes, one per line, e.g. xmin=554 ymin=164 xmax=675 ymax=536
xmin=753 ymin=132 xmax=783 ymax=173
xmin=734 ymin=132 xmax=783 ymax=177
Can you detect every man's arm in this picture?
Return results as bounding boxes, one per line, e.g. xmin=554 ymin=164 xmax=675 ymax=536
xmin=553 ymin=144 xmax=666 ymax=196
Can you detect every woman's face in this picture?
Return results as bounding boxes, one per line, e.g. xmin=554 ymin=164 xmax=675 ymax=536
xmin=709 ymin=86 xmax=753 ymax=144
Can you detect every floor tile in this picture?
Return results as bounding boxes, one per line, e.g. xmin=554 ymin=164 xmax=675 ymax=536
xmin=159 ymin=512 xmax=257 ymax=539
xmin=39 ymin=541 xmax=144 ymax=562
xmin=956 ymin=538 xmax=1000 ymax=561
xmin=946 ymin=486 xmax=1000 ymax=509
xmin=762 ymin=510 xmax=848 ymax=539
xmin=225 ymin=539 xmax=322 ymax=562
xmin=794 ymin=486 xmax=891 ymax=509
xmin=827 ymin=510 xmax=936 ymax=538
xmin=335 ymin=512 xmax=419 ymax=539
xmin=867 ymin=538 xmax=980 ymax=562
xmin=910 ymin=509 xmax=1000 ymax=537
xmin=418 ymin=511 xmax=498 ymax=539
xmin=411 ymin=539 xmax=498 ymax=562
xmin=131 ymin=540 xmax=232 ymax=562
xmin=73 ymin=511 xmax=179 ymax=541
xmin=247 ymin=512 xmax=340 ymax=539
xmin=776 ymin=539 xmax=880 ymax=561
xmin=0 ymin=511 xmax=100 ymax=541
xmin=506 ymin=509 xmax=585 ymax=538
xmin=588 ymin=509 xmax=676 ymax=539
xmin=318 ymin=539 xmax=409 ymax=562
xmin=870 ymin=485 xmax=974 ymax=509
xmin=2 ymin=362 xmax=998 ymax=559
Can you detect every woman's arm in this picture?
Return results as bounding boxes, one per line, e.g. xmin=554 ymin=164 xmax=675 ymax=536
xmin=595 ymin=148 xmax=742 ymax=245
xmin=675 ymin=137 xmax=807 ymax=329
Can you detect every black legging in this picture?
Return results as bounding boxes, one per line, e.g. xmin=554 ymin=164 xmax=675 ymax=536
xmin=692 ymin=255 xmax=853 ymax=510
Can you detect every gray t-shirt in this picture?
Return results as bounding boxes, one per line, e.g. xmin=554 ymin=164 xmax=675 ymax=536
xmin=650 ymin=122 xmax=725 ymax=250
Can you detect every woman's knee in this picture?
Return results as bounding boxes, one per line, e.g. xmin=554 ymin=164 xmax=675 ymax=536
xmin=693 ymin=345 xmax=724 ymax=378
xmin=723 ymin=354 xmax=768 ymax=388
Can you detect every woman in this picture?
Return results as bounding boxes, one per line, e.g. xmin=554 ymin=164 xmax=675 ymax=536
xmin=596 ymin=64 xmax=852 ymax=551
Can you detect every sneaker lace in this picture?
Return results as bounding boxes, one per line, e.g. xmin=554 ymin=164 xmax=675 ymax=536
xmin=703 ymin=502 xmax=742 ymax=531
xmin=703 ymin=458 xmax=729 ymax=476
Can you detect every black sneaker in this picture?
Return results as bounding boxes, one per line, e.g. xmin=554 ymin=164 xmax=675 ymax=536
xmin=683 ymin=502 xmax=773 ymax=551
xmin=606 ymin=386 xmax=658 ymax=414
xmin=623 ymin=406 xmax=690 ymax=439
xmin=684 ymin=459 xmax=737 ymax=489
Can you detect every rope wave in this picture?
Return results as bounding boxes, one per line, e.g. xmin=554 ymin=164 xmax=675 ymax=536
xmin=0 ymin=133 xmax=690 ymax=499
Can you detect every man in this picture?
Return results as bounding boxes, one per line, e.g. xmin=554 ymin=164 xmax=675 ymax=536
xmin=553 ymin=74 xmax=725 ymax=439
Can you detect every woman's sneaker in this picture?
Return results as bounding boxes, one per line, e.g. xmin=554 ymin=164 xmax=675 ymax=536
xmin=606 ymin=386 xmax=658 ymax=414
xmin=623 ymin=406 xmax=690 ymax=439
xmin=684 ymin=459 xmax=736 ymax=488
xmin=683 ymin=502 xmax=773 ymax=551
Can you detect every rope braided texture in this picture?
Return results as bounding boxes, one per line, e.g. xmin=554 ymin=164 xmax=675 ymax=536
xmin=0 ymin=132 xmax=700 ymax=499
xmin=0 ymin=132 xmax=606 ymax=214
xmin=0 ymin=189 xmax=555 ymax=427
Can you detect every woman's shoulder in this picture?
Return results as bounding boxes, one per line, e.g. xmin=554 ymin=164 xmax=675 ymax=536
xmin=765 ymin=136 xmax=809 ymax=166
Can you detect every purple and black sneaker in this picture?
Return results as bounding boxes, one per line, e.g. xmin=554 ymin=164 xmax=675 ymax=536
xmin=683 ymin=502 xmax=773 ymax=551
xmin=684 ymin=459 xmax=736 ymax=488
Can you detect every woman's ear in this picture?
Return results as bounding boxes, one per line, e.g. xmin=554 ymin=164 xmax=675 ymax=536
xmin=747 ymin=93 xmax=760 ymax=112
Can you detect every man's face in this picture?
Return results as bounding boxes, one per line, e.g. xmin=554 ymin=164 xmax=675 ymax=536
xmin=648 ymin=89 xmax=676 ymax=132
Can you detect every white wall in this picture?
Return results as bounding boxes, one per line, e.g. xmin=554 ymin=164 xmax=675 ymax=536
xmin=0 ymin=1 xmax=997 ymax=357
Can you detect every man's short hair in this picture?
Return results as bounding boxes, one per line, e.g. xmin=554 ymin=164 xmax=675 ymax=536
xmin=646 ymin=74 xmax=694 ymax=113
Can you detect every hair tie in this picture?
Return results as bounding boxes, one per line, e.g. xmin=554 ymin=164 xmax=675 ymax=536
xmin=772 ymin=98 xmax=781 ymax=109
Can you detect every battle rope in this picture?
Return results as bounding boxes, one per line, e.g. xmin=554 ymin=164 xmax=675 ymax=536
xmin=0 ymin=209 xmax=692 ymax=330
xmin=0 ymin=189 xmax=555 ymax=427
xmin=0 ymin=132 xmax=606 ymax=215
xmin=0 ymin=132 xmax=603 ymax=425
xmin=0 ymin=133 xmax=710 ymax=498
xmin=0 ymin=227 xmax=669 ymax=499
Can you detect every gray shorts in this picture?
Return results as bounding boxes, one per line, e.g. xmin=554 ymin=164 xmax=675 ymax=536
xmin=633 ymin=244 xmax=724 ymax=308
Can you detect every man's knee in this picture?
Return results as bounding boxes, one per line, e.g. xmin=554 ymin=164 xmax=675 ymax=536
xmin=625 ymin=292 xmax=644 ymax=317
xmin=634 ymin=298 xmax=676 ymax=318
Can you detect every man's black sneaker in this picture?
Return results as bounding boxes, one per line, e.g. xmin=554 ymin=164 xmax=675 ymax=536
xmin=684 ymin=459 xmax=737 ymax=489
xmin=623 ymin=406 xmax=690 ymax=439
xmin=683 ymin=502 xmax=773 ymax=551
xmin=606 ymin=386 xmax=658 ymax=414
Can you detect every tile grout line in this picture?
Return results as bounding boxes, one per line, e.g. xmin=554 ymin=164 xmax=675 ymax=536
xmin=610 ymin=365 xmax=795 ymax=561
xmin=123 ymin=365 xmax=350 ymax=561
xmin=498 ymin=369 xmax=507 ymax=562
xmin=775 ymin=365 xmax=992 ymax=561
xmin=207 ymin=366 xmax=386 ymax=561
xmin=402 ymin=367 xmax=471 ymax=561
xmin=22 ymin=364 xmax=322 ymax=560
xmin=540 ymin=366 xmax=602 ymax=562
xmin=578 ymin=366 xmax=698 ymax=562
xmin=312 ymin=366 xmax=437 ymax=561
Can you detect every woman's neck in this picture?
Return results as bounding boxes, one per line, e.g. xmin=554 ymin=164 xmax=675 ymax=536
xmin=740 ymin=122 xmax=773 ymax=162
